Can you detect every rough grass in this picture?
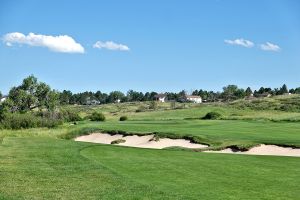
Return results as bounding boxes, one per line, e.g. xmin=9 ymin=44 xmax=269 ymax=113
xmin=61 ymin=95 xmax=300 ymax=122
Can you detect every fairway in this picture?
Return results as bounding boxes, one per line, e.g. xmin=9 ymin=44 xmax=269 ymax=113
xmin=1 ymin=137 xmax=300 ymax=200
xmin=76 ymin=119 xmax=300 ymax=148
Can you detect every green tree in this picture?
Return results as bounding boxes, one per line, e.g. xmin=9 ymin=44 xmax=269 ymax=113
xmin=245 ymin=87 xmax=253 ymax=97
xmin=294 ymin=87 xmax=300 ymax=94
xmin=108 ymin=91 xmax=125 ymax=103
xmin=279 ymin=84 xmax=288 ymax=95
xmin=59 ymin=90 xmax=73 ymax=105
xmin=36 ymin=82 xmax=51 ymax=109
xmin=6 ymin=75 xmax=58 ymax=112
xmin=127 ymin=90 xmax=144 ymax=102
xmin=234 ymin=89 xmax=246 ymax=99
xmin=45 ymin=90 xmax=59 ymax=112
xmin=95 ymin=91 xmax=108 ymax=104
xmin=222 ymin=85 xmax=238 ymax=101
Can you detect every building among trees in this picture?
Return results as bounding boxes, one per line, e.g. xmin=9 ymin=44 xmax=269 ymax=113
xmin=185 ymin=95 xmax=202 ymax=103
xmin=0 ymin=95 xmax=7 ymax=103
xmin=154 ymin=94 xmax=167 ymax=102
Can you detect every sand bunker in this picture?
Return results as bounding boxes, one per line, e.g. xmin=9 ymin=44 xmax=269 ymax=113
xmin=75 ymin=134 xmax=300 ymax=156
xmin=206 ymin=144 xmax=300 ymax=157
xmin=75 ymin=133 xmax=208 ymax=149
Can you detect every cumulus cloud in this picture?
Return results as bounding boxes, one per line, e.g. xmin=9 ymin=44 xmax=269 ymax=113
xmin=260 ymin=42 xmax=281 ymax=52
xmin=2 ymin=32 xmax=84 ymax=53
xmin=224 ymin=38 xmax=254 ymax=48
xmin=93 ymin=41 xmax=129 ymax=51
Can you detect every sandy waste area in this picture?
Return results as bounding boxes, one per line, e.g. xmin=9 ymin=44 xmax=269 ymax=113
xmin=75 ymin=133 xmax=208 ymax=149
xmin=206 ymin=144 xmax=300 ymax=157
xmin=75 ymin=133 xmax=300 ymax=157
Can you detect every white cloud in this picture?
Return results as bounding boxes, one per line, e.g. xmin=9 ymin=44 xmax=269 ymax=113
xmin=93 ymin=41 xmax=129 ymax=51
xmin=224 ymin=38 xmax=254 ymax=48
xmin=2 ymin=32 xmax=84 ymax=53
xmin=260 ymin=42 xmax=281 ymax=52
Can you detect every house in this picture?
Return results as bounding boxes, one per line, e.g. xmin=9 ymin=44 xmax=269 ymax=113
xmin=154 ymin=94 xmax=167 ymax=102
xmin=0 ymin=95 xmax=7 ymax=103
xmin=85 ymin=97 xmax=100 ymax=105
xmin=89 ymin=99 xmax=100 ymax=105
xmin=186 ymin=95 xmax=202 ymax=103
xmin=255 ymin=93 xmax=271 ymax=98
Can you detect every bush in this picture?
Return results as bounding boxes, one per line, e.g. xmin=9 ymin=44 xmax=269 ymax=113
xmin=119 ymin=116 xmax=128 ymax=121
xmin=111 ymin=139 xmax=126 ymax=144
xmin=60 ymin=108 xmax=82 ymax=122
xmin=202 ymin=112 xmax=222 ymax=120
xmin=149 ymin=101 xmax=158 ymax=110
xmin=60 ymin=127 xmax=102 ymax=139
xmin=0 ymin=112 xmax=63 ymax=129
xmin=89 ymin=112 xmax=105 ymax=121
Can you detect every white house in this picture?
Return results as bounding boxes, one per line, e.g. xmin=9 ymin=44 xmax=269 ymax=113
xmin=85 ymin=97 xmax=100 ymax=105
xmin=0 ymin=95 xmax=7 ymax=103
xmin=186 ymin=95 xmax=202 ymax=103
xmin=154 ymin=94 xmax=167 ymax=102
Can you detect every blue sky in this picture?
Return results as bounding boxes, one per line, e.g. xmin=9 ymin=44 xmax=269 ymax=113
xmin=0 ymin=0 xmax=299 ymax=94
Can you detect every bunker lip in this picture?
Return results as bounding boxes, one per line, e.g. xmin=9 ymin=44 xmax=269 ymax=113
xmin=74 ymin=133 xmax=208 ymax=149
xmin=205 ymin=144 xmax=300 ymax=157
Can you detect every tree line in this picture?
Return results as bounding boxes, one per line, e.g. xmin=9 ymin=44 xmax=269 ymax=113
xmin=1 ymin=76 xmax=300 ymax=113
xmin=59 ymin=84 xmax=300 ymax=105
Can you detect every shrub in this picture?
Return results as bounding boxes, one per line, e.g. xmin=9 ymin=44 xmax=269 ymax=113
xmin=89 ymin=112 xmax=105 ymax=121
xmin=119 ymin=116 xmax=128 ymax=121
xmin=60 ymin=127 xmax=102 ymax=139
xmin=60 ymin=108 xmax=82 ymax=122
xmin=0 ymin=112 xmax=63 ymax=129
xmin=149 ymin=101 xmax=158 ymax=110
xmin=136 ymin=105 xmax=147 ymax=113
xmin=111 ymin=139 xmax=126 ymax=144
xmin=202 ymin=112 xmax=222 ymax=120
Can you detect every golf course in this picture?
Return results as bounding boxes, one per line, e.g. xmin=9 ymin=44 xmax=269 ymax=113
xmin=1 ymin=1 xmax=300 ymax=199
xmin=1 ymin=95 xmax=300 ymax=199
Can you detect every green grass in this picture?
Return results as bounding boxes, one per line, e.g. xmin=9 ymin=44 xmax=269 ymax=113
xmin=0 ymin=137 xmax=299 ymax=199
xmin=58 ymin=119 xmax=300 ymax=149
xmin=1 ymin=95 xmax=300 ymax=199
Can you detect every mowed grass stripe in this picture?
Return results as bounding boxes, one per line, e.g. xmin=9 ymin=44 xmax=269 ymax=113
xmin=82 ymin=144 xmax=300 ymax=200
xmin=0 ymin=137 xmax=174 ymax=200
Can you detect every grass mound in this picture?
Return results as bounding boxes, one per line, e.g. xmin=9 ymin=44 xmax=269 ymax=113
xmin=120 ymin=116 xmax=128 ymax=121
xmin=202 ymin=112 xmax=222 ymax=120
xmin=111 ymin=139 xmax=126 ymax=144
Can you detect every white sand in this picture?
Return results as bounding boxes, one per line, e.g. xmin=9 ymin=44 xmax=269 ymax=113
xmin=75 ymin=133 xmax=208 ymax=149
xmin=205 ymin=144 xmax=300 ymax=157
xmin=75 ymin=133 xmax=124 ymax=144
xmin=75 ymin=134 xmax=300 ymax=156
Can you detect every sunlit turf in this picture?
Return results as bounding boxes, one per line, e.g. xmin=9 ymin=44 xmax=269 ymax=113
xmin=0 ymin=137 xmax=299 ymax=199
xmin=1 ymin=96 xmax=300 ymax=199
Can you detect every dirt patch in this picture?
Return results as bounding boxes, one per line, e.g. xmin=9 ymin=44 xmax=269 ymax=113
xmin=205 ymin=144 xmax=300 ymax=157
xmin=75 ymin=133 xmax=208 ymax=149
